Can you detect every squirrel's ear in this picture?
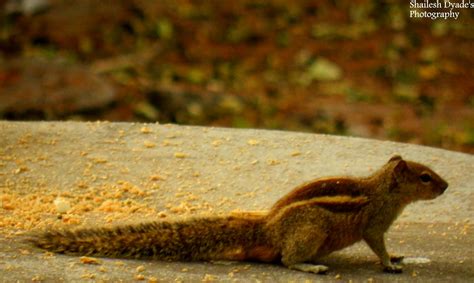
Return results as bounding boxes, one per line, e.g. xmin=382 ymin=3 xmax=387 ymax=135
xmin=393 ymin=159 xmax=408 ymax=175
xmin=389 ymin=155 xmax=403 ymax=162
xmin=389 ymin=156 xmax=407 ymax=192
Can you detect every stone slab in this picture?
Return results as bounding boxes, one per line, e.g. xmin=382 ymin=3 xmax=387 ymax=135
xmin=0 ymin=121 xmax=472 ymax=282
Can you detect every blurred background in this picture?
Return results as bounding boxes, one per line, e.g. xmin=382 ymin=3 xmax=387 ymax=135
xmin=0 ymin=0 xmax=473 ymax=153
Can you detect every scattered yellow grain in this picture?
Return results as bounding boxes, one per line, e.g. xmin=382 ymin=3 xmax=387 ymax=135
xmin=140 ymin=127 xmax=152 ymax=134
xmin=80 ymin=256 xmax=101 ymax=265
xmin=174 ymin=152 xmax=188 ymax=158
xmin=81 ymin=273 xmax=96 ymax=279
xmin=150 ymin=175 xmax=164 ymax=181
xmin=267 ymin=159 xmax=281 ymax=165
xmin=247 ymin=139 xmax=260 ymax=145
xmin=144 ymin=141 xmax=156 ymax=148
xmin=202 ymin=274 xmax=217 ymax=282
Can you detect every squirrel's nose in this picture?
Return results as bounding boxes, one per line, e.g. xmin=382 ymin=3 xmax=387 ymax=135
xmin=440 ymin=180 xmax=448 ymax=193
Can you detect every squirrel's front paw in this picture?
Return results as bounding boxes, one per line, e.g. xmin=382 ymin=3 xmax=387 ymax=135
xmin=383 ymin=264 xmax=403 ymax=273
xmin=390 ymin=255 xmax=404 ymax=264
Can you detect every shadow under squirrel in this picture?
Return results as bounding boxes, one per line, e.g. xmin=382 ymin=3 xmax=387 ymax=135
xmin=29 ymin=155 xmax=448 ymax=274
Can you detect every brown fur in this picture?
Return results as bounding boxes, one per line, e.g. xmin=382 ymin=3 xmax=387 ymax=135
xmin=29 ymin=155 xmax=448 ymax=273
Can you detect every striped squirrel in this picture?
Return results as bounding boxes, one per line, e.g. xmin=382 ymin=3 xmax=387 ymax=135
xmin=29 ymin=155 xmax=448 ymax=274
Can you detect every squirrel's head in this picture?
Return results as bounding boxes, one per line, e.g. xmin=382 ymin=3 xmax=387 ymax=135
xmin=388 ymin=155 xmax=448 ymax=201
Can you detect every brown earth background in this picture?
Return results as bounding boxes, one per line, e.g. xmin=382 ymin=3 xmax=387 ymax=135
xmin=1 ymin=0 xmax=473 ymax=153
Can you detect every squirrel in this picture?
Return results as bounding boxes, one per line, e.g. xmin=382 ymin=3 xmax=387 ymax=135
xmin=29 ymin=155 xmax=448 ymax=274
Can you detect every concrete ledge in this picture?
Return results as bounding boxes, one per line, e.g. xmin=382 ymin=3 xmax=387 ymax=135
xmin=1 ymin=121 xmax=472 ymax=282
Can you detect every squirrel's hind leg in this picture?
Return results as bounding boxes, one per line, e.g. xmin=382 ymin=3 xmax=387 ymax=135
xmin=280 ymin=225 xmax=328 ymax=274
xmin=288 ymin=263 xmax=329 ymax=274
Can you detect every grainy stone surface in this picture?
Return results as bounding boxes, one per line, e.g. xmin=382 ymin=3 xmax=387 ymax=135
xmin=0 ymin=121 xmax=472 ymax=282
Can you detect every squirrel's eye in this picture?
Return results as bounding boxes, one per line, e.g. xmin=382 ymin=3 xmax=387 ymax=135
xmin=420 ymin=173 xmax=432 ymax=183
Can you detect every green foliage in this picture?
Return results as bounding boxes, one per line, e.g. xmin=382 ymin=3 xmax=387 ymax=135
xmin=155 ymin=19 xmax=174 ymax=40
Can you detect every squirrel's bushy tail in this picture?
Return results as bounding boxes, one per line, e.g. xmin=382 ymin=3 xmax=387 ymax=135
xmin=29 ymin=215 xmax=272 ymax=261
